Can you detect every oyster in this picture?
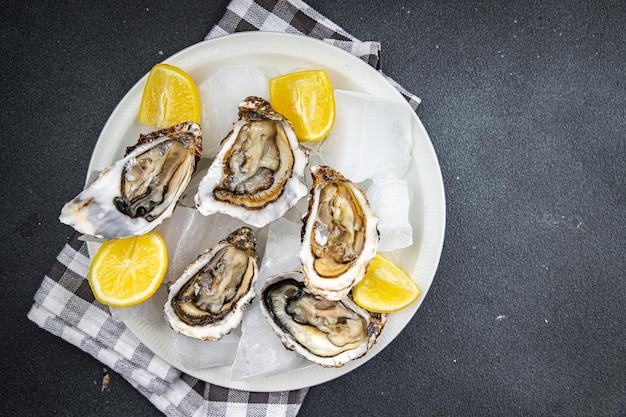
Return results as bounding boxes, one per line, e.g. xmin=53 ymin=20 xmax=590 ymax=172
xmin=164 ymin=227 xmax=259 ymax=341
xmin=59 ymin=122 xmax=202 ymax=240
xmin=260 ymin=272 xmax=386 ymax=368
xmin=298 ymin=165 xmax=379 ymax=300
xmin=195 ymin=96 xmax=308 ymax=228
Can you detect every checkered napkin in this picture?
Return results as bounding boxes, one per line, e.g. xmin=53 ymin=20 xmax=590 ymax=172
xmin=28 ymin=1 xmax=421 ymax=416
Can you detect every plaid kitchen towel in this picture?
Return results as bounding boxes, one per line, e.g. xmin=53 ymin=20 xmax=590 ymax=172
xmin=28 ymin=1 xmax=421 ymax=416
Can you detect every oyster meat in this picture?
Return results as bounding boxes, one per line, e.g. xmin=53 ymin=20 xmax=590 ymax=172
xmin=164 ymin=227 xmax=259 ymax=341
xmin=260 ymin=272 xmax=386 ymax=367
xmin=195 ymin=96 xmax=308 ymax=228
xmin=298 ymin=165 xmax=379 ymax=300
xmin=59 ymin=122 xmax=202 ymax=240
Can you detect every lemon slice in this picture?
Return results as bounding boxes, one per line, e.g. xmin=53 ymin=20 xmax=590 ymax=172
xmin=352 ymin=254 xmax=421 ymax=313
xmin=269 ymin=69 xmax=336 ymax=142
xmin=88 ymin=231 xmax=168 ymax=308
xmin=138 ymin=63 xmax=201 ymax=128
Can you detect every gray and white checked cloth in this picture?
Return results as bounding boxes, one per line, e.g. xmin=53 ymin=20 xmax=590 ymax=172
xmin=28 ymin=0 xmax=421 ymax=416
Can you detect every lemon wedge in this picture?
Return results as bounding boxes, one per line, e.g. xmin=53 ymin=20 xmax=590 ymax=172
xmin=352 ymin=254 xmax=420 ymax=313
xmin=88 ymin=231 xmax=168 ymax=308
xmin=269 ymin=69 xmax=335 ymax=142
xmin=138 ymin=63 xmax=201 ymax=128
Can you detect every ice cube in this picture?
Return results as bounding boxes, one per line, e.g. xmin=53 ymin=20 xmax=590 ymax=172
xmin=307 ymin=148 xmax=326 ymax=167
xmin=209 ymin=213 xmax=257 ymax=249
xmin=281 ymin=196 xmax=308 ymax=224
xmin=303 ymin=149 xmax=326 ymax=189
xmin=230 ymin=217 xmax=304 ymax=380
xmin=257 ymin=217 xmax=302 ymax=290
xmin=172 ymin=331 xmax=240 ymax=370
xmin=318 ymin=91 xmax=365 ymax=181
xmin=109 ymin=284 xmax=167 ymax=323
xmin=157 ymin=206 xmax=256 ymax=284
xmin=366 ymin=179 xmax=413 ymax=252
xmin=156 ymin=206 xmax=213 ymax=284
xmin=320 ymin=90 xmax=414 ymax=182
xmin=230 ymin=302 xmax=302 ymax=380
xmin=199 ymin=65 xmax=280 ymax=158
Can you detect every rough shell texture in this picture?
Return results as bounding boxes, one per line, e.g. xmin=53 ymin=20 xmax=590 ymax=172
xmin=298 ymin=165 xmax=379 ymax=300
xmin=195 ymin=96 xmax=308 ymax=228
xmin=163 ymin=227 xmax=259 ymax=341
xmin=260 ymin=272 xmax=386 ymax=368
xmin=59 ymin=122 xmax=202 ymax=240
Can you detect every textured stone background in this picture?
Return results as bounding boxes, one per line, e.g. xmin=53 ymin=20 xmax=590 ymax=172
xmin=2 ymin=1 xmax=624 ymax=416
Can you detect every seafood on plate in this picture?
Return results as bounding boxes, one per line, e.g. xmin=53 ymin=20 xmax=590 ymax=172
xmin=260 ymin=272 xmax=386 ymax=367
xmin=59 ymin=122 xmax=203 ymax=240
xmin=195 ymin=96 xmax=308 ymax=228
xmin=164 ymin=227 xmax=259 ymax=341
xmin=298 ymin=165 xmax=379 ymax=300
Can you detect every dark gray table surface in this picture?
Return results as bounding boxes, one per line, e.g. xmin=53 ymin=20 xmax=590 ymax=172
xmin=3 ymin=1 xmax=625 ymax=416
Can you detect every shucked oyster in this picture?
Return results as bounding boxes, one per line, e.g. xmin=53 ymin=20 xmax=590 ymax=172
xmin=164 ymin=227 xmax=259 ymax=341
xmin=59 ymin=122 xmax=202 ymax=240
xmin=298 ymin=165 xmax=379 ymax=300
xmin=195 ymin=97 xmax=308 ymax=228
xmin=260 ymin=272 xmax=386 ymax=368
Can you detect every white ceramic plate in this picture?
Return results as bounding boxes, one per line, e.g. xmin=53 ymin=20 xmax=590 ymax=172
xmin=86 ymin=32 xmax=445 ymax=392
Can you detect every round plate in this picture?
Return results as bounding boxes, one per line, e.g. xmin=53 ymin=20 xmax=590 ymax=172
xmin=86 ymin=32 xmax=445 ymax=392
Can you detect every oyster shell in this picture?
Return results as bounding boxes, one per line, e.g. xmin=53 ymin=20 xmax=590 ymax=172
xmin=260 ymin=272 xmax=386 ymax=368
xmin=59 ymin=122 xmax=202 ymax=240
xmin=164 ymin=227 xmax=259 ymax=341
xmin=298 ymin=165 xmax=379 ymax=300
xmin=195 ymin=96 xmax=308 ymax=228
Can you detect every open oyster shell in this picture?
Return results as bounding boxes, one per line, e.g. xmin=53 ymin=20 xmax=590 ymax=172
xmin=194 ymin=96 xmax=308 ymax=228
xmin=298 ymin=165 xmax=379 ymax=300
xmin=260 ymin=272 xmax=386 ymax=368
xmin=164 ymin=227 xmax=259 ymax=341
xmin=59 ymin=122 xmax=202 ymax=240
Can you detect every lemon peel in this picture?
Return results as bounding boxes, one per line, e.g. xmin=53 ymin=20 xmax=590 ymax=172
xmin=138 ymin=63 xmax=201 ymax=128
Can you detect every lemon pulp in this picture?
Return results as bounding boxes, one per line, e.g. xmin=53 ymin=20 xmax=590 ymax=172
xmin=352 ymin=254 xmax=420 ymax=313
xmin=88 ymin=231 xmax=168 ymax=307
xmin=138 ymin=63 xmax=201 ymax=128
xmin=269 ymin=69 xmax=335 ymax=142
